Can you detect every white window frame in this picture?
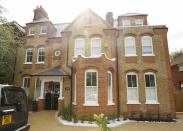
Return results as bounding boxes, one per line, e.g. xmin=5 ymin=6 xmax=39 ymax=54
xmin=73 ymin=73 xmax=77 ymax=104
xmin=122 ymin=19 xmax=131 ymax=26
xmin=74 ymin=38 xmax=85 ymax=57
xmin=135 ymin=19 xmax=143 ymax=26
xmin=25 ymin=48 xmax=33 ymax=64
xmin=141 ymin=36 xmax=154 ymax=56
xmin=91 ymin=37 xmax=101 ymax=57
xmin=107 ymin=71 xmax=114 ymax=105
xmin=22 ymin=77 xmax=30 ymax=96
xmin=37 ymin=47 xmax=45 ymax=64
xmin=28 ymin=27 xmax=35 ymax=36
xmin=84 ymin=69 xmax=99 ymax=106
xmin=124 ymin=36 xmax=136 ymax=56
xmin=144 ymin=72 xmax=159 ymax=104
xmin=40 ymin=26 xmax=47 ymax=35
xmin=126 ymin=72 xmax=140 ymax=104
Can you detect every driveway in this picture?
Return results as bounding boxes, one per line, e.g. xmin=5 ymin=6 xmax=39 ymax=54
xmin=29 ymin=111 xmax=183 ymax=131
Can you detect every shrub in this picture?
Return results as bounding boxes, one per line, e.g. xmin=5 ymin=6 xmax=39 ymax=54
xmin=94 ymin=114 xmax=111 ymax=131
xmin=61 ymin=105 xmax=73 ymax=121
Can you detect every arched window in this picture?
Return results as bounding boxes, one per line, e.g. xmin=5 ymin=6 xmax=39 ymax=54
xmin=126 ymin=72 xmax=139 ymax=104
xmin=37 ymin=47 xmax=45 ymax=63
xmin=141 ymin=36 xmax=154 ymax=55
xmin=107 ymin=71 xmax=113 ymax=105
xmin=25 ymin=48 xmax=33 ymax=63
xmin=85 ymin=69 xmax=98 ymax=105
xmin=144 ymin=72 xmax=158 ymax=103
xmin=124 ymin=36 xmax=136 ymax=56
xmin=74 ymin=38 xmax=85 ymax=56
xmin=91 ymin=37 xmax=101 ymax=57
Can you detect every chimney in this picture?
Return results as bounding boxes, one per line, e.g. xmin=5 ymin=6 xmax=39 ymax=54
xmin=33 ymin=6 xmax=49 ymax=21
xmin=106 ymin=12 xmax=113 ymax=27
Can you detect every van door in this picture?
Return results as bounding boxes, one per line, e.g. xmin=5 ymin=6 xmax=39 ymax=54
xmin=1 ymin=87 xmax=28 ymax=130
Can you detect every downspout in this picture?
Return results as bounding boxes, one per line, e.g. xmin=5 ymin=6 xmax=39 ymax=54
xmin=115 ymin=29 xmax=120 ymax=117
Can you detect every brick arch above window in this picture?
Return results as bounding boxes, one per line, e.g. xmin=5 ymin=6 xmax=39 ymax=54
xmin=123 ymin=33 xmax=137 ymax=38
xmin=125 ymin=69 xmax=139 ymax=74
xmin=105 ymin=67 xmax=115 ymax=73
xmin=73 ymin=35 xmax=86 ymax=39
xmin=143 ymin=69 xmax=158 ymax=73
xmin=24 ymin=45 xmax=34 ymax=49
xmin=36 ymin=44 xmax=46 ymax=48
xmin=83 ymin=66 xmax=100 ymax=71
xmin=139 ymin=33 xmax=154 ymax=37
xmin=89 ymin=34 xmax=103 ymax=38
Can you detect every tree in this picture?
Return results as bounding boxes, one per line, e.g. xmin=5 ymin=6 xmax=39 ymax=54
xmin=0 ymin=5 xmax=25 ymax=84
xmin=170 ymin=49 xmax=183 ymax=61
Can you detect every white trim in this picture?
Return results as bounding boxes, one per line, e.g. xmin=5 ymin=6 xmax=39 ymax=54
xmin=25 ymin=48 xmax=33 ymax=64
xmin=141 ymin=36 xmax=154 ymax=56
xmin=28 ymin=27 xmax=35 ymax=36
xmin=124 ymin=36 xmax=136 ymax=56
xmin=74 ymin=38 xmax=85 ymax=57
xmin=126 ymin=72 xmax=139 ymax=104
xmin=107 ymin=71 xmax=113 ymax=105
xmin=37 ymin=47 xmax=45 ymax=63
xmin=125 ymin=54 xmax=138 ymax=57
xmin=22 ymin=77 xmax=30 ymax=96
xmin=91 ymin=37 xmax=101 ymax=57
xmin=40 ymin=25 xmax=47 ymax=35
xmin=58 ymin=77 xmax=64 ymax=100
xmin=73 ymin=73 xmax=77 ymax=104
xmin=84 ymin=69 xmax=98 ymax=105
xmin=144 ymin=72 xmax=159 ymax=104
xmin=107 ymin=102 xmax=115 ymax=106
xmin=72 ymin=53 xmax=116 ymax=62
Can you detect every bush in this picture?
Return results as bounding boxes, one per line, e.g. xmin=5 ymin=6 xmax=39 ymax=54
xmin=94 ymin=114 xmax=111 ymax=131
xmin=61 ymin=105 xmax=73 ymax=121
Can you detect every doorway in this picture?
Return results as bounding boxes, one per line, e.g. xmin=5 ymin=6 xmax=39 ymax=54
xmin=44 ymin=82 xmax=60 ymax=110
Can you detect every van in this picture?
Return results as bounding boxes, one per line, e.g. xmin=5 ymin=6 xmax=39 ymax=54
xmin=0 ymin=85 xmax=30 ymax=131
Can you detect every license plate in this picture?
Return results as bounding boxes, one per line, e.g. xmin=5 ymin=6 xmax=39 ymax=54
xmin=2 ymin=114 xmax=12 ymax=125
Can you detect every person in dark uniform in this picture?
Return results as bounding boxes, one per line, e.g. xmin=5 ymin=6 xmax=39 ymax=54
xmin=45 ymin=89 xmax=51 ymax=110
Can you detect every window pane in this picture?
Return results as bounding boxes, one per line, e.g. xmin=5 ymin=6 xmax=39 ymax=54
xmin=86 ymin=72 xmax=92 ymax=86
xmin=75 ymin=39 xmax=84 ymax=56
xmin=91 ymin=38 xmax=101 ymax=56
xmin=150 ymin=75 xmax=155 ymax=87
xmin=145 ymin=75 xmax=150 ymax=87
xmin=132 ymin=75 xmax=137 ymax=87
xmin=125 ymin=37 xmax=136 ymax=55
xmin=92 ymin=72 xmax=97 ymax=86
xmin=142 ymin=36 xmax=153 ymax=55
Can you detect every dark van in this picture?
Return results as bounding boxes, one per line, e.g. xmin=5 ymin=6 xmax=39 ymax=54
xmin=0 ymin=85 xmax=30 ymax=131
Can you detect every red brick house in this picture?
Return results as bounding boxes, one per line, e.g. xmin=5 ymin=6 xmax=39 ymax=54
xmin=171 ymin=55 xmax=183 ymax=111
xmin=14 ymin=6 xmax=175 ymax=119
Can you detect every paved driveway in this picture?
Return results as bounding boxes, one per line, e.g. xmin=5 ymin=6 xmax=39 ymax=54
xmin=29 ymin=111 xmax=183 ymax=131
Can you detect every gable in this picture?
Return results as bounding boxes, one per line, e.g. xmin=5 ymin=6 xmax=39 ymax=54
xmin=65 ymin=9 xmax=108 ymax=32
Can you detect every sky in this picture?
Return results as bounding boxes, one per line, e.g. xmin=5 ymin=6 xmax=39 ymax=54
xmin=1 ymin=0 xmax=183 ymax=52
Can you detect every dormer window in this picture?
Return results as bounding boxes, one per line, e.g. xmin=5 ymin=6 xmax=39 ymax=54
xmin=28 ymin=27 xmax=35 ymax=35
xmin=40 ymin=26 xmax=47 ymax=35
xmin=135 ymin=19 xmax=143 ymax=26
xmin=122 ymin=20 xmax=131 ymax=26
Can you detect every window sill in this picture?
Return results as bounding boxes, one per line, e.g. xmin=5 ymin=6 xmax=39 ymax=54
xmin=27 ymin=34 xmax=34 ymax=37
xmin=127 ymin=102 xmax=141 ymax=104
xmin=35 ymin=62 xmax=45 ymax=64
xmin=145 ymin=101 xmax=160 ymax=104
xmin=107 ymin=102 xmax=115 ymax=106
xmin=39 ymin=33 xmax=47 ymax=36
xmin=83 ymin=103 xmax=99 ymax=106
xmin=24 ymin=62 xmax=32 ymax=64
xmin=125 ymin=55 xmax=137 ymax=57
xmin=142 ymin=54 xmax=155 ymax=56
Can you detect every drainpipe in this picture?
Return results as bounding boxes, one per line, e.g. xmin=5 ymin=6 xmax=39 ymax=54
xmin=115 ymin=29 xmax=120 ymax=117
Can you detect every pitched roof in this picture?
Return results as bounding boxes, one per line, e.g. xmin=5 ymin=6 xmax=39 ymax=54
xmin=171 ymin=55 xmax=183 ymax=66
xmin=51 ymin=23 xmax=70 ymax=37
xmin=32 ymin=66 xmax=70 ymax=76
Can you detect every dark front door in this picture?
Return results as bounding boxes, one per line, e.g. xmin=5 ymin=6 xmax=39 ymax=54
xmin=45 ymin=82 xmax=60 ymax=110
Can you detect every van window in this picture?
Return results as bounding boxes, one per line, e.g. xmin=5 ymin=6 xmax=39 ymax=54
xmin=1 ymin=88 xmax=27 ymax=111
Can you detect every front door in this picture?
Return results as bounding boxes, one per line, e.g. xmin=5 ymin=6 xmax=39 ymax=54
xmin=44 ymin=82 xmax=60 ymax=110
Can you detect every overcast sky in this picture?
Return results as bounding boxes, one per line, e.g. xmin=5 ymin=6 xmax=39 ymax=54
xmin=1 ymin=0 xmax=183 ymax=52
